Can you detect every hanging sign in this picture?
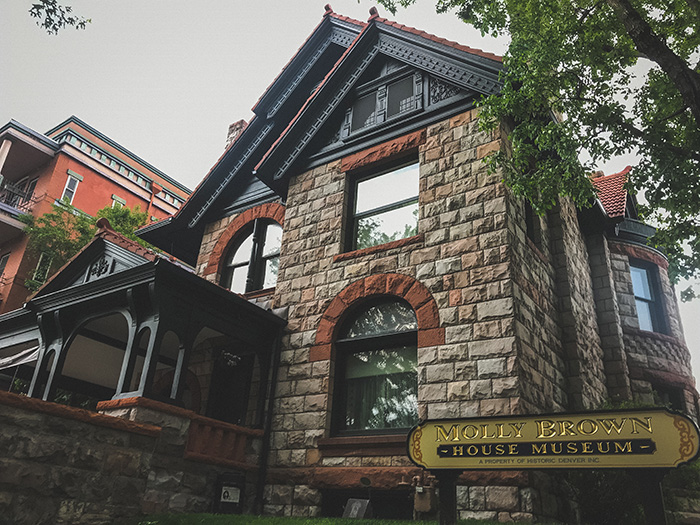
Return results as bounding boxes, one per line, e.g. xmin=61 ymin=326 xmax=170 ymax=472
xmin=407 ymin=409 xmax=699 ymax=470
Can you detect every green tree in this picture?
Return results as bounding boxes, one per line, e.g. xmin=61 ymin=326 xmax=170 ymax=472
xmin=378 ymin=0 xmax=700 ymax=296
xmin=29 ymin=0 xmax=90 ymax=34
xmin=19 ymin=203 xmax=153 ymax=291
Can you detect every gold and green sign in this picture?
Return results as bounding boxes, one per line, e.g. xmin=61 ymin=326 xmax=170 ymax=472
xmin=407 ymin=409 xmax=700 ymax=470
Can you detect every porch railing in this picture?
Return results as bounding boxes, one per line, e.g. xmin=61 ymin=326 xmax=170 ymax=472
xmin=184 ymin=415 xmax=264 ymax=470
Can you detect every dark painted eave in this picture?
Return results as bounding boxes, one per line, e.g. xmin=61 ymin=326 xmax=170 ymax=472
xmin=27 ymin=258 xmax=286 ymax=329
xmin=252 ymin=12 xmax=364 ymax=118
xmin=141 ymin=9 xmax=364 ymax=251
xmin=253 ymin=17 xmax=503 ymax=193
xmin=0 ymin=119 xmax=60 ymax=151
xmin=0 ymin=306 xmax=38 ymax=332
xmin=156 ymin=259 xmax=287 ymax=327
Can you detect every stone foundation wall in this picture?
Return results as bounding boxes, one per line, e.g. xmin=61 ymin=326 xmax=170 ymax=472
xmin=0 ymin=391 xmax=257 ymax=524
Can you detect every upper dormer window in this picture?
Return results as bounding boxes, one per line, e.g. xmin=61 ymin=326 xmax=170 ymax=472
xmin=344 ymin=71 xmax=422 ymax=138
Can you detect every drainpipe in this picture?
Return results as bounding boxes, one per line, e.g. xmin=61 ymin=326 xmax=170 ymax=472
xmin=255 ymin=329 xmax=284 ymax=514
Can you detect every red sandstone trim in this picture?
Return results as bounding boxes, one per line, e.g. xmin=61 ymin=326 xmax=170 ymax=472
xmin=97 ymin=396 xmax=264 ymax=437
xmin=333 ymin=234 xmax=424 ymax=262
xmin=202 ymin=202 xmax=285 ymax=278
xmin=98 ymin=395 xmax=196 ymax=419
xmin=628 ymin=366 xmax=696 ymax=390
xmin=318 ymin=434 xmax=407 ymax=456
xmin=340 ymin=129 xmax=426 ymax=173
xmin=183 ymin=450 xmax=260 ymax=471
xmin=608 ymin=240 xmax=669 ymax=270
xmin=314 ymin=273 xmax=443 ymax=348
xmin=243 ymin=287 xmax=276 ymax=300
xmin=622 ymin=326 xmax=689 ymax=348
xmin=1 ymin=391 xmax=161 ymax=438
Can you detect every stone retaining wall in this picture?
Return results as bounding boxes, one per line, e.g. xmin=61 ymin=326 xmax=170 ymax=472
xmin=0 ymin=391 xmax=256 ymax=524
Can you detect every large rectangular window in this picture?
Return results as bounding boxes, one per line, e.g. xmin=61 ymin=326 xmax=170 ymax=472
xmin=350 ymin=162 xmax=419 ymax=250
xmin=630 ymin=262 xmax=664 ymax=333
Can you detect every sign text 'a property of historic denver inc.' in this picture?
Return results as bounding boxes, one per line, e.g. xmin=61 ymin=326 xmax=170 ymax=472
xmin=407 ymin=409 xmax=699 ymax=470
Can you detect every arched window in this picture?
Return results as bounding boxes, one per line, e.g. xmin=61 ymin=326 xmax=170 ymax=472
xmin=221 ymin=221 xmax=282 ymax=293
xmin=334 ymin=299 xmax=418 ymax=434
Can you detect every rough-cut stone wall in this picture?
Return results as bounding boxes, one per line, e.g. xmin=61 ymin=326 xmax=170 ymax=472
xmin=244 ymin=109 xmax=577 ymax=521
xmin=0 ymin=391 xmax=256 ymax=524
xmin=508 ymin=193 xmax=569 ymax=414
xmin=609 ymin=240 xmax=697 ymax=417
xmin=586 ymin=233 xmax=632 ymax=401
xmin=548 ymin=199 xmax=608 ymax=410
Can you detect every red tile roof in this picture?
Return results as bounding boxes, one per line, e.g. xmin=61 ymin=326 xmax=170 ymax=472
xmin=95 ymin=218 xmax=159 ymax=262
xmin=592 ymin=166 xmax=631 ymax=218
xmin=373 ymin=17 xmax=502 ymax=63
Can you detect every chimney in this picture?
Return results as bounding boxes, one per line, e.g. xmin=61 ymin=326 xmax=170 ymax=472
xmin=226 ymin=120 xmax=248 ymax=148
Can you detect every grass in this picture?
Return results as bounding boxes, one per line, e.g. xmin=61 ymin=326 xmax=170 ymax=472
xmin=123 ymin=514 xmax=502 ymax=525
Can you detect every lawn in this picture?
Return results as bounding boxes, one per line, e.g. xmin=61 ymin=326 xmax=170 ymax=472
xmin=126 ymin=515 xmax=502 ymax=525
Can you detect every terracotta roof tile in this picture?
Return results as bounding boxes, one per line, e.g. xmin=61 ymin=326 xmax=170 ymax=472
xmin=592 ymin=166 xmax=631 ymax=218
xmin=373 ymin=17 xmax=502 ymax=62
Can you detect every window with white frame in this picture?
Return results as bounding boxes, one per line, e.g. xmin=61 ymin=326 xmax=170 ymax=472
xmin=61 ymin=174 xmax=81 ymax=204
xmin=111 ymin=195 xmax=126 ymax=208
xmin=348 ymin=162 xmax=419 ymax=250
xmin=33 ymin=252 xmax=53 ymax=284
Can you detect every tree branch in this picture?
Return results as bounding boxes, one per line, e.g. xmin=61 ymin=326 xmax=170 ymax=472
xmin=605 ymin=0 xmax=700 ymax=125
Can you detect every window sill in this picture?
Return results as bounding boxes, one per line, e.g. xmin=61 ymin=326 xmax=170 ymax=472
xmin=242 ymin=287 xmax=275 ymax=299
xmin=622 ymin=326 xmax=681 ymax=344
xmin=333 ymin=234 xmax=423 ymax=263
xmin=317 ymin=433 xmax=408 ymax=457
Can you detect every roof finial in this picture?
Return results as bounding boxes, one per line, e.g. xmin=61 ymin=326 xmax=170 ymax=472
xmin=369 ymin=6 xmax=379 ymax=19
xmin=96 ymin=217 xmax=114 ymax=232
xmin=324 ymin=4 xmax=333 ymax=16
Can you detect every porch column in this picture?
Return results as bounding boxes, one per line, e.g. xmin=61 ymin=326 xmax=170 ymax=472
xmin=0 ymin=139 xmax=12 ymax=178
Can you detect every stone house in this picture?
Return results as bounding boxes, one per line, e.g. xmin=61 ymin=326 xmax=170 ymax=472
xmin=1 ymin=5 xmax=696 ymax=523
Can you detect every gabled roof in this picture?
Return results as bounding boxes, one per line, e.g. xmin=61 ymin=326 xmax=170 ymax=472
xmin=592 ymin=166 xmax=632 ymax=219
xmin=33 ymin=218 xmax=162 ymax=298
xmin=139 ymin=6 xmax=503 ymax=264
xmin=253 ymin=7 xmax=502 ymax=191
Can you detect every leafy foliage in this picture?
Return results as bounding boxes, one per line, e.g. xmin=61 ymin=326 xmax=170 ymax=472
xmin=377 ymin=0 xmax=700 ymax=293
xmin=29 ymin=0 xmax=90 ymax=34
xmin=19 ymin=202 xmax=153 ymax=291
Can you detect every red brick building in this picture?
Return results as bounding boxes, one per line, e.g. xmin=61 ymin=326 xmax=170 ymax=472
xmin=0 ymin=116 xmax=190 ymax=313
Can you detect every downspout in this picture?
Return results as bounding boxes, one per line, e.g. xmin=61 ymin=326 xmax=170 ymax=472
xmin=255 ymin=327 xmax=284 ymax=514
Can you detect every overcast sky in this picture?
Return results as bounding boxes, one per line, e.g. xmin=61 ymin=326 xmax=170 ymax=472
xmin=2 ymin=0 xmax=698 ymax=383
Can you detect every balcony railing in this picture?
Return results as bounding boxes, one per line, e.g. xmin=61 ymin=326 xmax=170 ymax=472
xmin=0 ymin=182 xmax=35 ymax=215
